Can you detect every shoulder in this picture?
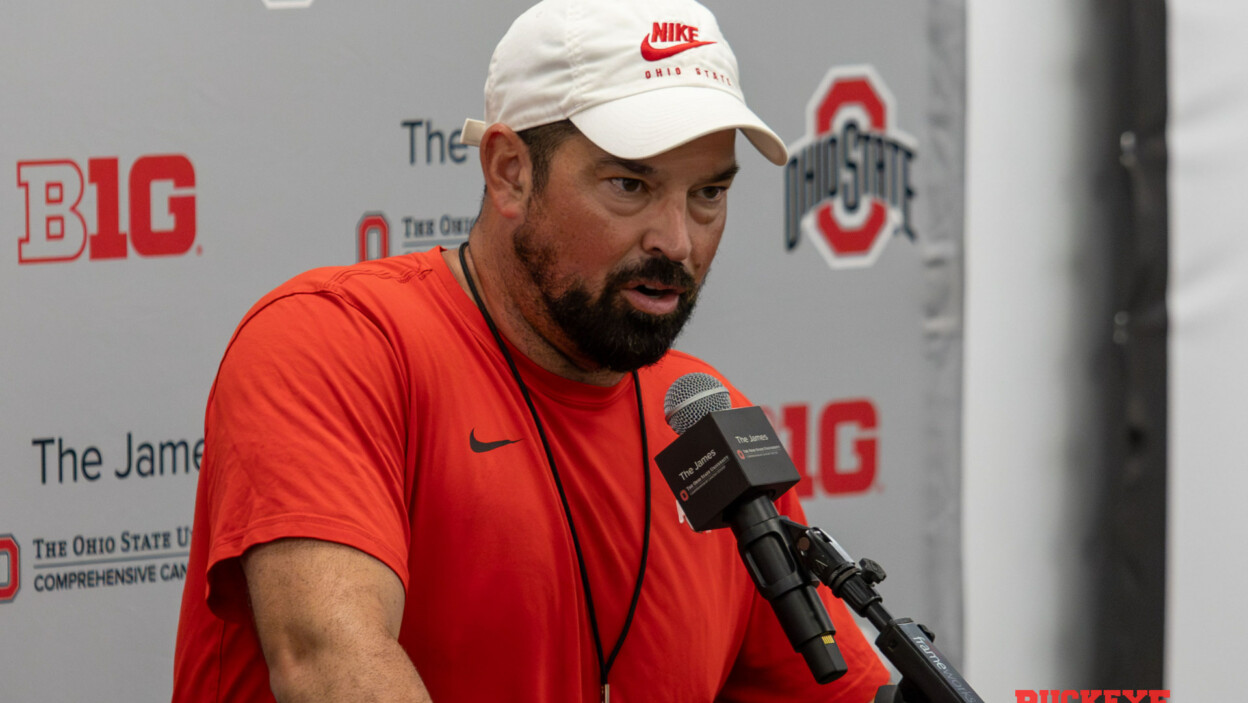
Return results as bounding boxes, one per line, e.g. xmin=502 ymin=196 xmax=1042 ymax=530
xmin=226 ymin=250 xmax=454 ymax=343
xmin=247 ymin=251 xmax=440 ymax=319
xmin=210 ymin=250 xmax=459 ymax=393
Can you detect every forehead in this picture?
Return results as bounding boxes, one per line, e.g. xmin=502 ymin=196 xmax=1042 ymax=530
xmin=557 ymin=129 xmax=739 ymax=177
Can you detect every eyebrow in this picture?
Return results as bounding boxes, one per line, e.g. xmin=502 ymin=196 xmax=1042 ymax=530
xmin=710 ymin=163 xmax=741 ymax=183
xmin=597 ymin=157 xmax=741 ymax=183
xmin=598 ymin=156 xmax=655 ymax=176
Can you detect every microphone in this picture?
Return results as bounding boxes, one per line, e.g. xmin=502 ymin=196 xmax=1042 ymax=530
xmin=656 ymin=373 xmax=849 ymax=684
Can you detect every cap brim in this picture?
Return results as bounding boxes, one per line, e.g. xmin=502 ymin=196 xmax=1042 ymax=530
xmin=568 ymin=86 xmax=788 ymax=166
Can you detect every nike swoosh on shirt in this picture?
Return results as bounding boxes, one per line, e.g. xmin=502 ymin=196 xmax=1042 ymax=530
xmin=469 ymin=428 xmax=520 ymax=453
xmin=640 ymin=36 xmax=716 ymax=62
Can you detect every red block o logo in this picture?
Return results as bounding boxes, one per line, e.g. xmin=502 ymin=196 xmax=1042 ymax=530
xmin=0 ymin=535 xmax=19 ymax=603
xmin=813 ymin=77 xmax=889 ymax=257
xmin=784 ymin=65 xmax=917 ymax=269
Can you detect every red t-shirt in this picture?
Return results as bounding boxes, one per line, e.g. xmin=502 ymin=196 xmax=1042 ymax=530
xmin=171 ymin=248 xmax=889 ymax=702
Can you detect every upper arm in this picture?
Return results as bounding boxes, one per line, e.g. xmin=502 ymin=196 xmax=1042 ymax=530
xmin=202 ymin=292 xmax=412 ymax=621
xmin=242 ymin=538 xmax=409 ymax=693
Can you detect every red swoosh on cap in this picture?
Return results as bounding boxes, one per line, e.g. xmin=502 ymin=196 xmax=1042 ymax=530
xmin=640 ymin=36 xmax=716 ymax=62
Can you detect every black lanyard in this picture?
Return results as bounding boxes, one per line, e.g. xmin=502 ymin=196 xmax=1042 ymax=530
xmin=458 ymin=243 xmax=651 ymax=702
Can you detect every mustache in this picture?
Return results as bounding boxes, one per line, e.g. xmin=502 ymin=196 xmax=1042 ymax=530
xmin=607 ymin=256 xmax=697 ymax=292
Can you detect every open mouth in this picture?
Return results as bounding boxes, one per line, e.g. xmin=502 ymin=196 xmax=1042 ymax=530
xmin=633 ymin=284 xmax=675 ymax=298
xmin=622 ymin=281 xmax=684 ymax=315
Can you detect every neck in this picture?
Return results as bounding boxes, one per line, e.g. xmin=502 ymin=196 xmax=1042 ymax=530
xmin=444 ymin=243 xmax=628 ymax=388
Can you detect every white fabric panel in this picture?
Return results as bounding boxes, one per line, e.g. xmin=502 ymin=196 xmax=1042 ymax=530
xmin=1168 ymin=1 xmax=1248 ymax=696
xmin=964 ymin=0 xmax=1124 ymax=696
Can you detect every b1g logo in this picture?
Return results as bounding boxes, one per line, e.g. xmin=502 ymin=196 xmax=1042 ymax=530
xmin=0 ymin=535 xmax=19 ymax=603
xmin=763 ymin=398 xmax=878 ymax=497
xmin=784 ymin=66 xmax=917 ymax=269
xmin=16 ymin=154 xmax=197 ymax=264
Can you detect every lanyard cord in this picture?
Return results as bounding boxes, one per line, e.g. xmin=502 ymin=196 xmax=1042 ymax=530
xmin=457 ymin=243 xmax=651 ymax=694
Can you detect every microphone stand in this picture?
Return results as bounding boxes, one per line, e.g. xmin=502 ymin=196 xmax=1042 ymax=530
xmin=778 ymin=518 xmax=985 ymax=703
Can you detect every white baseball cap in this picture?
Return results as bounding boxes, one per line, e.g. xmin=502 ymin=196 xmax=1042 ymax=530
xmin=461 ymin=0 xmax=788 ymax=166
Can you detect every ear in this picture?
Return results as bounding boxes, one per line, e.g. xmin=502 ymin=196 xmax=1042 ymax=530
xmin=479 ymin=124 xmax=532 ymax=220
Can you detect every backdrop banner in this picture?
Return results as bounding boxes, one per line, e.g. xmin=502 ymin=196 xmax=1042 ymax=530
xmin=0 ymin=2 xmax=965 ymax=698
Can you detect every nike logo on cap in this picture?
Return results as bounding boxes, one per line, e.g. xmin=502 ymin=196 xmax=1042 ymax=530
xmin=469 ymin=428 xmax=520 ymax=453
xmin=640 ymin=22 xmax=715 ymax=62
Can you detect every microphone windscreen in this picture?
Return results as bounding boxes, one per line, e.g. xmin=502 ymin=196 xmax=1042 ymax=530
xmin=663 ymin=372 xmax=732 ymax=435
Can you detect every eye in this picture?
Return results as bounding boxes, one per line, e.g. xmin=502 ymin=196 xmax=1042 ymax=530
xmin=610 ymin=177 xmax=646 ymax=194
xmin=696 ymin=185 xmax=728 ymax=202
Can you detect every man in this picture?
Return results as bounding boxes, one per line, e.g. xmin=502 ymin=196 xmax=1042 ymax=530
xmin=172 ymin=0 xmax=890 ymax=701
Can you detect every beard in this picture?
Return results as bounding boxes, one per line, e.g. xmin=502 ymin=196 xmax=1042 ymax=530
xmin=513 ymin=220 xmax=703 ymax=373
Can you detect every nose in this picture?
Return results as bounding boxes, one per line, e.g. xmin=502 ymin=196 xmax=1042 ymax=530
xmin=641 ymin=195 xmax=694 ymax=262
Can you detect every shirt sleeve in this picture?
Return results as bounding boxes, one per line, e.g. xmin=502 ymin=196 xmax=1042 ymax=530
xmin=717 ymin=491 xmax=892 ymax=702
xmin=201 ymin=291 xmax=411 ymax=621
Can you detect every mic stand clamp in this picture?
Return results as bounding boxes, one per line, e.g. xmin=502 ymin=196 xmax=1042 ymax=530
xmin=779 ymin=519 xmax=985 ymax=703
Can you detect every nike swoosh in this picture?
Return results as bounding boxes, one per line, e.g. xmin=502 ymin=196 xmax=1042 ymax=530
xmin=640 ymin=36 xmax=716 ymax=62
xmin=469 ymin=428 xmax=521 ymax=453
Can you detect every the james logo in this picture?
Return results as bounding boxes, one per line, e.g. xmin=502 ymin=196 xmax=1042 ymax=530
xmin=16 ymin=154 xmax=197 ymax=264
xmin=640 ymin=22 xmax=715 ymax=61
xmin=785 ymin=66 xmax=917 ymax=268
xmin=0 ymin=535 xmax=19 ymax=603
